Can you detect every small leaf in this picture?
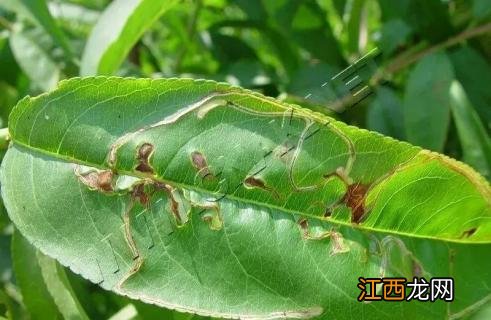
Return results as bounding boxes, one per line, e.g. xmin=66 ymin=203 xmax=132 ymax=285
xmin=378 ymin=19 xmax=412 ymax=56
xmin=449 ymin=81 xmax=491 ymax=179
xmin=11 ymin=230 xmax=61 ymax=320
xmin=108 ymin=304 xmax=137 ymax=320
xmin=9 ymin=28 xmax=60 ymax=91
xmin=450 ymin=46 xmax=491 ymax=133
xmin=16 ymin=0 xmax=73 ymax=59
xmin=367 ymin=86 xmax=405 ymax=140
xmin=346 ymin=0 xmax=364 ymax=54
xmin=80 ymin=0 xmax=178 ymax=76
xmin=37 ymin=252 xmax=89 ymax=320
xmin=403 ymin=52 xmax=454 ymax=151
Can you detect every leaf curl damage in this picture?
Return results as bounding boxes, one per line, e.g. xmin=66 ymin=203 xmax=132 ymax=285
xmin=135 ymin=143 xmax=155 ymax=174
xmin=75 ymin=165 xmax=114 ymax=192
xmin=297 ymin=218 xmax=349 ymax=255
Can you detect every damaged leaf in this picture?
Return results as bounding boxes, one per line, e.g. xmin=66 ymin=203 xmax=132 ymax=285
xmin=1 ymin=77 xmax=491 ymax=319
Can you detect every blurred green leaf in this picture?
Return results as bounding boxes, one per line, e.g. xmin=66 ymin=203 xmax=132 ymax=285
xmin=9 ymin=28 xmax=59 ymax=91
xmin=449 ymin=81 xmax=491 ymax=179
xmin=233 ymin=0 xmax=267 ymax=21
xmin=11 ymin=230 xmax=61 ymax=320
xmin=210 ymin=19 xmax=300 ymax=77
xmin=377 ymin=0 xmax=409 ymax=21
xmin=378 ymin=19 xmax=412 ymax=56
xmin=473 ymin=0 xmax=491 ymax=21
xmin=450 ymin=46 xmax=491 ymax=133
xmin=367 ymin=86 xmax=405 ymax=140
xmin=290 ymin=2 xmax=344 ymax=65
xmin=0 ymin=82 xmax=18 ymax=128
xmin=0 ymin=235 xmax=11 ymax=285
xmin=403 ymin=52 xmax=454 ymax=151
xmin=80 ymin=0 xmax=178 ymax=75
xmin=288 ymin=63 xmax=338 ymax=106
xmin=346 ymin=0 xmax=363 ymax=54
xmin=108 ymin=304 xmax=137 ymax=320
xmin=37 ymin=252 xmax=89 ymax=320
xmin=0 ymin=290 xmax=13 ymax=320
xmin=405 ymin=0 xmax=452 ymax=42
xmin=47 ymin=2 xmax=100 ymax=35
xmin=15 ymin=0 xmax=73 ymax=59
xmin=0 ymin=37 xmax=22 ymax=87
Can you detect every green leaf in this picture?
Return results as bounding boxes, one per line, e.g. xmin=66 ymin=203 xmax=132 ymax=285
xmin=108 ymin=304 xmax=137 ymax=320
xmin=378 ymin=19 xmax=412 ymax=56
xmin=9 ymin=28 xmax=60 ymax=91
xmin=346 ymin=0 xmax=364 ymax=54
xmin=403 ymin=52 xmax=454 ymax=152
xmin=36 ymin=252 xmax=90 ymax=320
xmin=2 ymin=77 xmax=491 ymax=318
xmin=367 ymin=86 xmax=405 ymax=140
xmin=80 ymin=0 xmax=178 ymax=76
xmin=450 ymin=46 xmax=491 ymax=133
xmin=16 ymin=0 xmax=73 ymax=59
xmin=11 ymin=230 xmax=61 ymax=320
xmin=449 ymin=81 xmax=491 ymax=179
xmin=472 ymin=0 xmax=491 ymax=21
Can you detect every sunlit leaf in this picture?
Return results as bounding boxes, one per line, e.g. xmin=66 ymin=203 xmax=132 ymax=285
xmin=1 ymin=77 xmax=491 ymax=318
xmin=80 ymin=0 xmax=178 ymax=76
xmin=9 ymin=28 xmax=59 ymax=91
xmin=17 ymin=0 xmax=73 ymax=58
xmin=449 ymin=81 xmax=491 ymax=179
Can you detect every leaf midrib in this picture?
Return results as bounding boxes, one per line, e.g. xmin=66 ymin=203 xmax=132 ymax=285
xmin=11 ymin=139 xmax=490 ymax=245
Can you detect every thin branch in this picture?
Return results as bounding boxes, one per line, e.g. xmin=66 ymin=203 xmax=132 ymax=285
xmin=379 ymin=21 xmax=491 ymax=79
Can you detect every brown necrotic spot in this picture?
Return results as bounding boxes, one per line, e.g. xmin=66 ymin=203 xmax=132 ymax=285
xmin=461 ymin=227 xmax=477 ymax=238
xmin=76 ymin=167 xmax=114 ymax=192
xmin=131 ymin=183 xmax=150 ymax=207
xmin=243 ymin=176 xmax=281 ymax=199
xmin=298 ymin=218 xmax=309 ymax=237
xmin=155 ymin=183 xmax=182 ymax=225
xmin=343 ymin=183 xmax=369 ymax=223
xmin=135 ymin=143 xmax=155 ymax=173
xmin=191 ymin=151 xmax=214 ymax=180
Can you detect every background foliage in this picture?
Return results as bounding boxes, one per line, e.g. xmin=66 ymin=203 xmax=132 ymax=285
xmin=0 ymin=0 xmax=490 ymax=319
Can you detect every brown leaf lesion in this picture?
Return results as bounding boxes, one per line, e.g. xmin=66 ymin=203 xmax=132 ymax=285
xmin=75 ymin=166 xmax=115 ymax=192
xmin=297 ymin=218 xmax=349 ymax=255
xmin=190 ymin=151 xmax=213 ymax=180
xmin=135 ymin=143 xmax=155 ymax=174
xmin=323 ymin=167 xmax=369 ymax=223
xmin=243 ymin=176 xmax=281 ymax=199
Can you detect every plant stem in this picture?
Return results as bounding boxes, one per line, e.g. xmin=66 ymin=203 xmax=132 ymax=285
xmin=379 ymin=21 xmax=491 ymax=80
